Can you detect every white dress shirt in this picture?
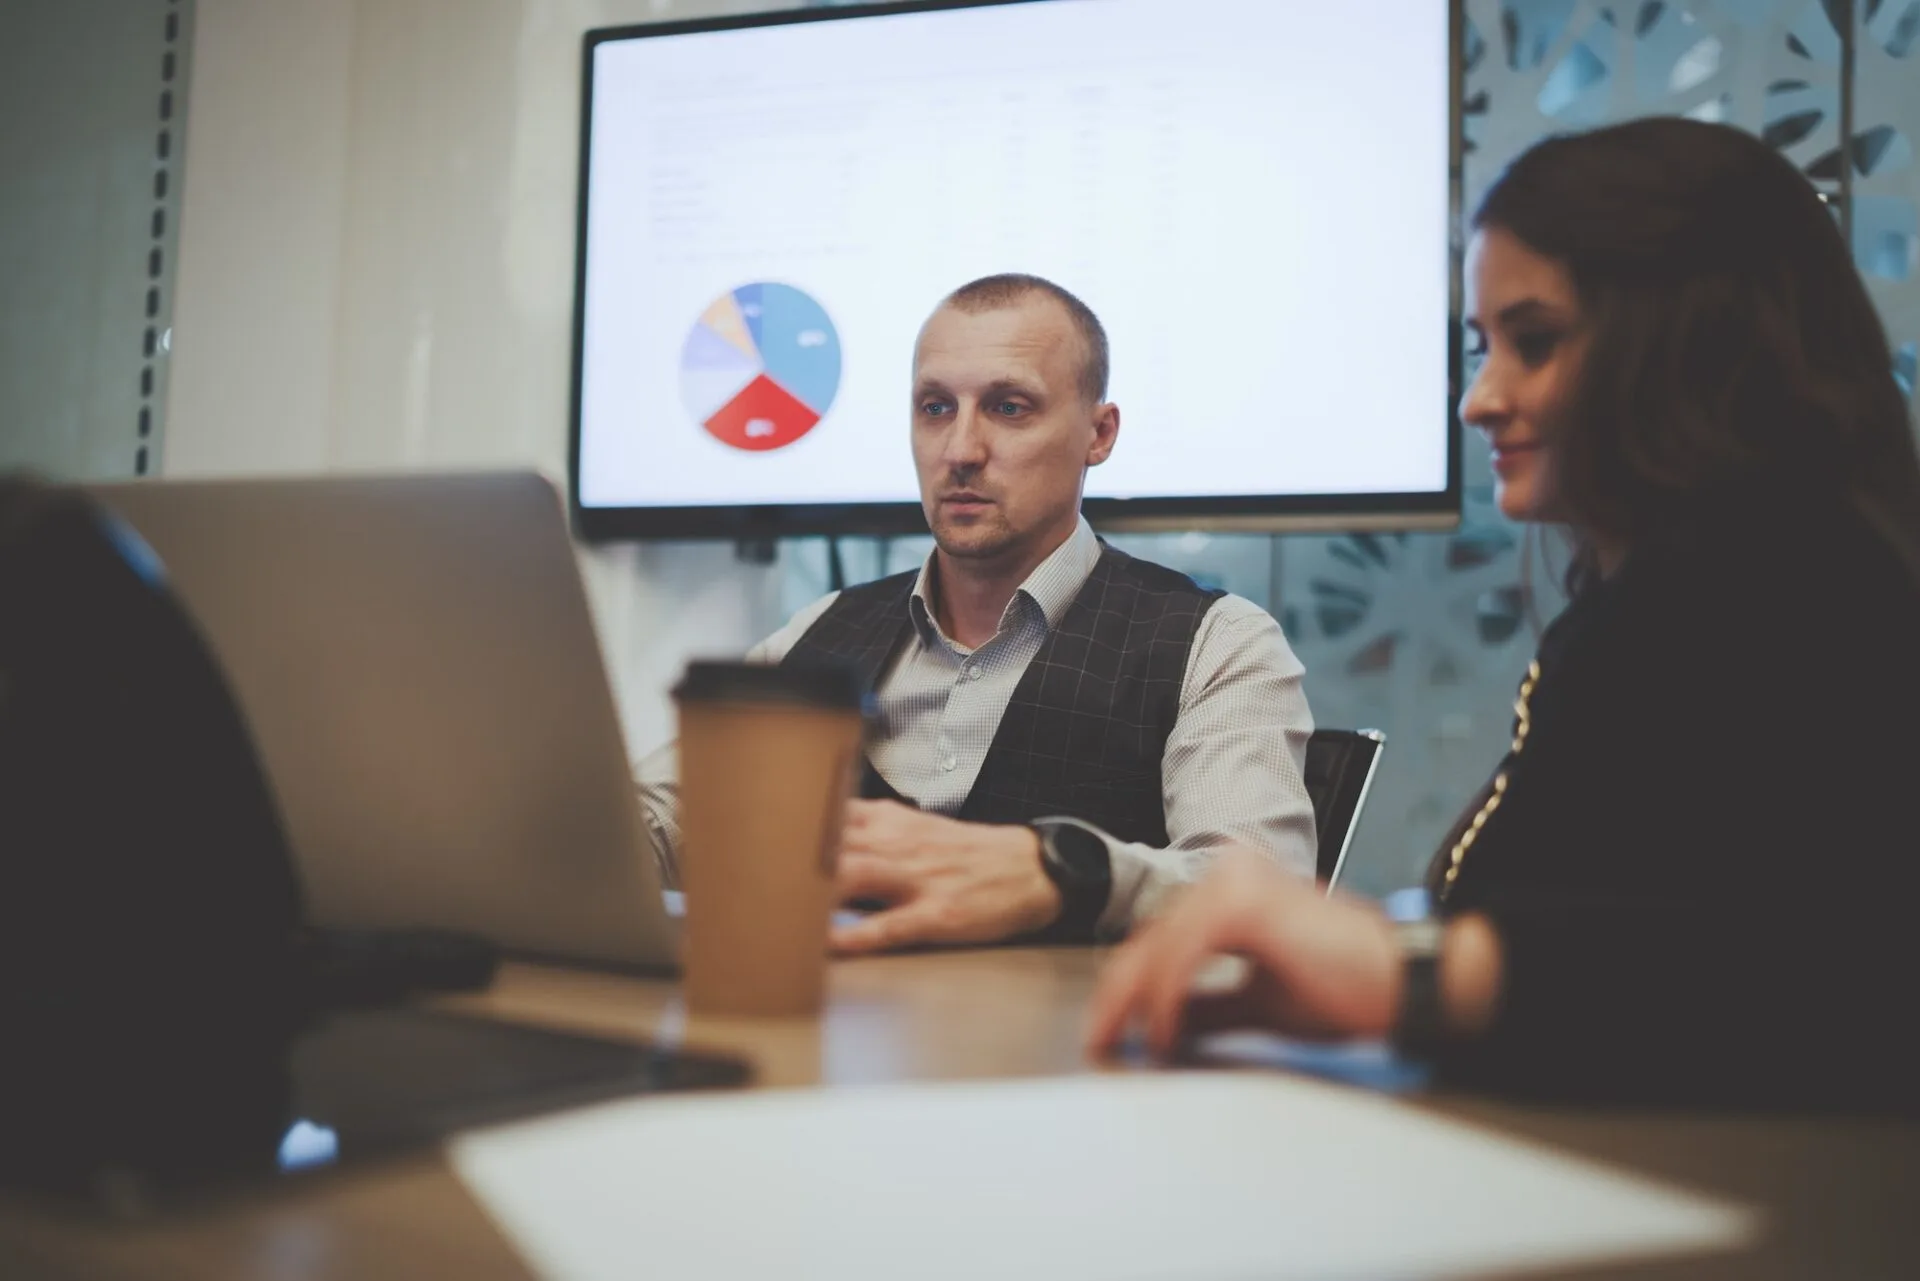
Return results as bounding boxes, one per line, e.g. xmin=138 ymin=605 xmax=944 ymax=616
xmin=637 ymin=517 xmax=1316 ymax=936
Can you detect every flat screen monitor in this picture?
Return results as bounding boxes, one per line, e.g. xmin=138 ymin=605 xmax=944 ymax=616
xmin=571 ymin=0 xmax=1460 ymax=540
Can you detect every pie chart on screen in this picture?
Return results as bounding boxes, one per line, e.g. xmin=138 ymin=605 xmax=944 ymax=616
xmin=680 ymin=283 xmax=841 ymax=452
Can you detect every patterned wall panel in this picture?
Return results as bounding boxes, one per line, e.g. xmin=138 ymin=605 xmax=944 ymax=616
xmin=1855 ymin=1 xmax=1920 ymax=399
xmin=1 ymin=0 xmax=192 ymax=481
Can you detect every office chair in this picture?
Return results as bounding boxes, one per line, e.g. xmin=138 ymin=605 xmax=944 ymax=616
xmin=1304 ymin=729 xmax=1385 ymax=888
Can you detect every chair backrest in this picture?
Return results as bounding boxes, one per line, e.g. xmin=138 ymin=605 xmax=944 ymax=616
xmin=1303 ymin=729 xmax=1385 ymax=887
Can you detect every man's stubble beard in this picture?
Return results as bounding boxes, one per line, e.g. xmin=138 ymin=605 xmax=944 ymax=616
xmin=930 ymin=512 xmax=1021 ymax=563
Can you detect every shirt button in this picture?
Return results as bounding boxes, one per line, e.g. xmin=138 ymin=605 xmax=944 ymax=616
xmin=942 ymin=755 xmax=958 ymax=772
xmin=965 ymin=664 xmax=981 ymax=681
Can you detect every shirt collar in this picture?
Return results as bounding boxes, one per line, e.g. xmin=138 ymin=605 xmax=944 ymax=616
xmin=909 ymin=516 xmax=1102 ymax=644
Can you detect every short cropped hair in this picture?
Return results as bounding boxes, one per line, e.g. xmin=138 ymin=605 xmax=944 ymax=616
xmin=940 ymin=273 xmax=1110 ymax=404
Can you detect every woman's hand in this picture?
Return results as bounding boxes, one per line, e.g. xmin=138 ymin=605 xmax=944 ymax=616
xmin=1084 ymin=849 xmax=1406 ymax=1060
xmin=1085 ymin=849 xmax=1506 ymax=1061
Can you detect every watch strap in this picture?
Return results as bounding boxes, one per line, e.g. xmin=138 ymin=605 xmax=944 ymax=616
xmin=1390 ymin=918 xmax=1448 ymax=1060
xmin=1030 ymin=818 xmax=1111 ymax=941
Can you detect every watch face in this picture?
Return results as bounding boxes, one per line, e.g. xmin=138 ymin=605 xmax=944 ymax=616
xmin=1043 ymin=821 xmax=1110 ymax=885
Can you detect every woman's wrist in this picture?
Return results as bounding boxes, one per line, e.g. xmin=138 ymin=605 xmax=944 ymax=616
xmin=1439 ymin=913 xmax=1503 ymax=1038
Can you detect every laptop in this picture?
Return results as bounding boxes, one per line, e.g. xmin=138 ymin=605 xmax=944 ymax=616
xmin=87 ymin=471 xmax=680 ymax=973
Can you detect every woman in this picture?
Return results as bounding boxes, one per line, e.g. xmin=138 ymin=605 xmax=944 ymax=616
xmin=1086 ymin=117 xmax=1920 ymax=1108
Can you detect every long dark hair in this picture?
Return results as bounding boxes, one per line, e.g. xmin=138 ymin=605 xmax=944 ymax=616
xmin=1473 ymin=117 xmax=1920 ymax=591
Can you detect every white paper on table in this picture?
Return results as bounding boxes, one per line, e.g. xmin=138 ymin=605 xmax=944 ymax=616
xmin=449 ymin=1073 xmax=1755 ymax=1281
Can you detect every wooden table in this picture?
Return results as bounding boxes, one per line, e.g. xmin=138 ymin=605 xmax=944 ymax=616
xmin=3 ymin=947 xmax=1917 ymax=1279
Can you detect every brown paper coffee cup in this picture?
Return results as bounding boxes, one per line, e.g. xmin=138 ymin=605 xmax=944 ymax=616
xmin=674 ymin=660 xmax=867 ymax=1018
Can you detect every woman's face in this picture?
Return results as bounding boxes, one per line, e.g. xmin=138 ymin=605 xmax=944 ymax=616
xmin=1460 ymin=227 xmax=1587 ymax=524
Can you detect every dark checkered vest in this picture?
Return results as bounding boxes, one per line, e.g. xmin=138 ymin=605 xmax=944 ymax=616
xmin=781 ymin=545 xmax=1224 ymax=846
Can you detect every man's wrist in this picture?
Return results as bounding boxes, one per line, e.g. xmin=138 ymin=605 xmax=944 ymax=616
xmin=1028 ymin=817 xmax=1112 ymax=940
xmin=1003 ymin=825 xmax=1063 ymax=931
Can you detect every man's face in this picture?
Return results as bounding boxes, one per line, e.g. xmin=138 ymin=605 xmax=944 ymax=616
xmin=910 ymin=295 xmax=1117 ymax=565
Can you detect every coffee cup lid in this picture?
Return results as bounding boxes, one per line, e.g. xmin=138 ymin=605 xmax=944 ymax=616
xmin=672 ymin=659 xmax=870 ymax=712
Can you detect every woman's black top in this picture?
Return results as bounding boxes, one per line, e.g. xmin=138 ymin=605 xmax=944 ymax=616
xmin=1435 ymin=489 xmax=1920 ymax=1110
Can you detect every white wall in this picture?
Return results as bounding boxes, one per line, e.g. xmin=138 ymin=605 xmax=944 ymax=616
xmin=166 ymin=0 xmax=798 ymax=758
xmin=165 ymin=0 xmax=352 ymax=478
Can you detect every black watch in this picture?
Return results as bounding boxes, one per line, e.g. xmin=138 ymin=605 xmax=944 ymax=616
xmin=1029 ymin=816 xmax=1112 ymax=940
xmin=1390 ymin=917 xmax=1447 ymax=1060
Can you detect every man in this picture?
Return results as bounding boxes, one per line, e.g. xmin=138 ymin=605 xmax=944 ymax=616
xmin=639 ymin=274 xmax=1315 ymax=952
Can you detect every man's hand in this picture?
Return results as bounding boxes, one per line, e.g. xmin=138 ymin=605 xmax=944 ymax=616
xmin=832 ymin=800 xmax=1063 ymax=954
